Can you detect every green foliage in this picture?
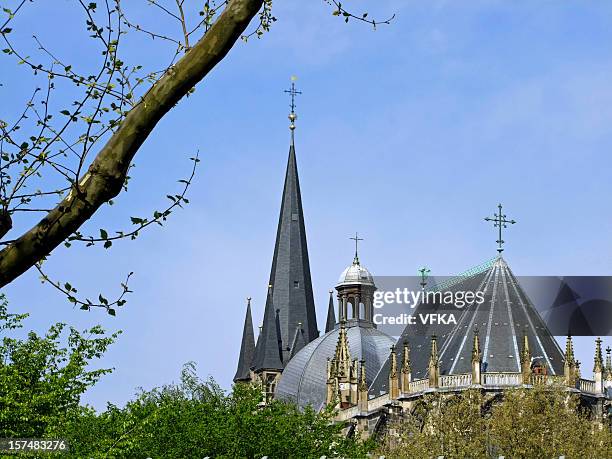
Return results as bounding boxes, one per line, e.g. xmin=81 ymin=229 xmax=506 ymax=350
xmin=55 ymin=362 xmax=373 ymax=458
xmin=0 ymin=294 xmax=119 ymax=438
xmin=379 ymin=384 xmax=612 ymax=459
xmin=489 ymin=384 xmax=612 ymax=459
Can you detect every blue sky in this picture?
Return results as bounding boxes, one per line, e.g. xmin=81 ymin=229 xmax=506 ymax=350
xmin=2 ymin=1 xmax=612 ymax=409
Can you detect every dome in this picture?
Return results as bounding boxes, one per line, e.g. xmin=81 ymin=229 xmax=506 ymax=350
xmin=337 ymin=261 xmax=375 ymax=287
xmin=276 ymin=323 xmax=394 ymax=411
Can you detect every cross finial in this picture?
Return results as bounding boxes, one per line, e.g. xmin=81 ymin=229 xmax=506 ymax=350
xmin=284 ymin=76 xmax=302 ymax=138
xmin=484 ymin=203 xmax=516 ymax=253
xmin=349 ymin=232 xmax=364 ymax=265
xmin=418 ymin=267 xmax=430 ymax=289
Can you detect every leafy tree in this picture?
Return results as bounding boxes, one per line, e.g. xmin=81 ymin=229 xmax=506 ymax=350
xmin=0 ymin=1 xmax=393 ymax=310
xmin=379 ymin=390 xmax=488 ymax=459
xmin=0 ymin=294 xmax=119 ymax=437
xmin=379 ymin=384 xmax=612 ymax=459
xmin=489 ymin=384 xmax=612 ymax=459
xmin=54 ymin=362 xmax=374 ymax=458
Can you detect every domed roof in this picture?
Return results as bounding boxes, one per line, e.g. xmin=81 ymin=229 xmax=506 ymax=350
xmin=337 ymin=260 xmax=375 ymax=287
xmin=276 ymin=322 xmax=394 ymax=411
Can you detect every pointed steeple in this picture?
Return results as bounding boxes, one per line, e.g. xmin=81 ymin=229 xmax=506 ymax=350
xmin=563 ymin=334 xmax=576 ymax=386
xmin=252 ymin=286 xmax=283 ymax=371
xmin=520 ymin=332 xmax=532 ymax=383
xmin=289 ymin=323 xmax=306 ymax=359
xmin=428 ymin=335 xmax=440 ymax=388
xmin=334 ymin=321 xmax=352 ymax=379
xmin=325 ymin=291 xmax=336 ymax=333
xmin=265 ymin=80 xmax=318 ymax=363
xmin=401 ymin=340 xmax=412 ymax=392
xmin=593 ymin=337 xmax=603 ymax=373
xmin=605 ymin=346 xmax=612 ymax=380
xmin=234 ymin=298 xmax=256 ymax=382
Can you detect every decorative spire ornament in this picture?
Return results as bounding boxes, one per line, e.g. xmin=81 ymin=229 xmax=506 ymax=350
xmin=349 ymin=232 xmax=364 ymax=265
xmin=284 ymin=76 xmax=302 ymax=144
xmin=471 ymin=328 xmax=482 ymax=385
xmin=520 ymin=332 xmax=532 ymax=383
xmin=419 ymin=267 xmax=430 ymax=289
xmin=428 ymin=335 xmax=440 ymax=388
xmin=594 ymin=337 xmax=603 ymax=373
xmin=401 ymin=340 xmax=412 ymax=392
xmin=389 ymin=345 xmax=399 ymax=398
xmin=484 ymin=203 xmax=516 ymax=253
xmin=564 ymin=333 xmax=577 ymax=387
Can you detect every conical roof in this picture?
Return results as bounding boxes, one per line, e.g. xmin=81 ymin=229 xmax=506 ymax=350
xmin=370 ymin=256 xmax=565 ymax=396
xmin=265 ymin=143 xmax=318 ymax=363
xmin=325 ymin=291 xmax=336 ymax=333
xmin=252 ymin=290 xmax=283 ymax=371
xmin=233 ymin=299 xmax=255 ymax=382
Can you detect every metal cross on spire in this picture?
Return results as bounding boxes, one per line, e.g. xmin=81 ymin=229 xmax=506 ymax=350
xmin=284 ymin=76 xmax=302 ymax=136
xmin=419 ymin=267 xmax=431 ymax=289
xmin=484 ymin=203 xmax=516 ymax=253
xmin=350 ymin=232 xmax=364 ymax=264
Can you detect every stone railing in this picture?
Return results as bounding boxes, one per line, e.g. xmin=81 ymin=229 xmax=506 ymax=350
xmin=440 ymin=373 xmax=472 ymax=389
xmin=483 ymin=372 xmax=523 ymax=386
xmin=408 ymin=379 xmax=430 ymax=393
xmin=578 ymin=378 xmax=597 ymax=394
xmin=528 ymin=374 xmax=565 ymax=386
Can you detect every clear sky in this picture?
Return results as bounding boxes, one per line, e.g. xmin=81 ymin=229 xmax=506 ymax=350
xmin=2 ymin=1 xmax=612 ymax=410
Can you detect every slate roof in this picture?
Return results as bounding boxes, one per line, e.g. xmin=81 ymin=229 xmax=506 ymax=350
xmin=370 ymin=256 xmax=566 ymax=396
xmin=233 ymin=300 xmax=255 ymax=382
xmin=251 ymin=289 xmax=284 ymax=371
xmin=276 ymin=321 xmax=395 ymax=410
xmin=325 ymin=292 xmax=336 ymax=333
xmin=252 ymin=140 xmax=318 ymax=371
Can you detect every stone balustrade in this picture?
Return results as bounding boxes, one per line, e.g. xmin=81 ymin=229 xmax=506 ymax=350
xmin=440 ymin=373 xmax=472 ymax=388
xmin=483 ymin=372 xmax=523 ymax=386
xmin=579 ymin=378 xmax=597 ymax=394
xmin=408 ymin=378 xmax=430 ymax=393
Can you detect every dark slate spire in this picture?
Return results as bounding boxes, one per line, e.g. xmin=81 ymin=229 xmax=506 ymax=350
xmin=252 ymin=286 xmax=284 ymax=371
xmin=234 ymin=298 xmax=255 ymax=382
xmin=289 ymin=323 xmax=306 ymax=359
xmin=264 ymin=85 xmax=318 ymax=363
xmin=325 ymin=291 xmax=336 ymax=333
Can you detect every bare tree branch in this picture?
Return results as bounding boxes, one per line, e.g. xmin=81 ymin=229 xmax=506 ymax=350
xmin=0 ymin=0 xmax=264 ymax=287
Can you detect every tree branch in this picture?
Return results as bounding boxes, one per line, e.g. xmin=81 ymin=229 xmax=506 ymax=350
xmin=0 ymin=0 xmax=264 ymax=287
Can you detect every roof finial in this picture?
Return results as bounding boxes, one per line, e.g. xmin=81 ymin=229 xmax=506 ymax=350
xmin=284 ymin=76 xmax=302 ymax=144
xmin=419 ymin=267 xmax=430 ymax=289
xmin=484 ymin=203 xmax=516 ymax=254
xmin=349 ymin=232 xmax=364 ymax=265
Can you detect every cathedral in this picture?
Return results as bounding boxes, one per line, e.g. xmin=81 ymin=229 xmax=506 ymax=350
xmin=233 ymin=83 xmax=612 ymax=438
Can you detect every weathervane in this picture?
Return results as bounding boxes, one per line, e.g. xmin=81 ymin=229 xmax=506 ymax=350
xmin=484 ymin=203 xmax=516 ymax=253
xmin=419 ymin=267 xmax=431 ymax=289
xmin=284 ymin=76 xmax=302 ymax=134
xmin=350 ymin=232 xmax=364 ymax=264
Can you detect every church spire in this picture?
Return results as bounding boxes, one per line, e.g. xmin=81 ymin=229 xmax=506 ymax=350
xmin=252 ymin=286 xmax=283 ymax=371
xmin=234 ymin=297 xmax=256 ymax=382
xmin=325 ymin=290 xmax=336 ymax=333
xmin=263 ymin=78 xmax=317 ymax=364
